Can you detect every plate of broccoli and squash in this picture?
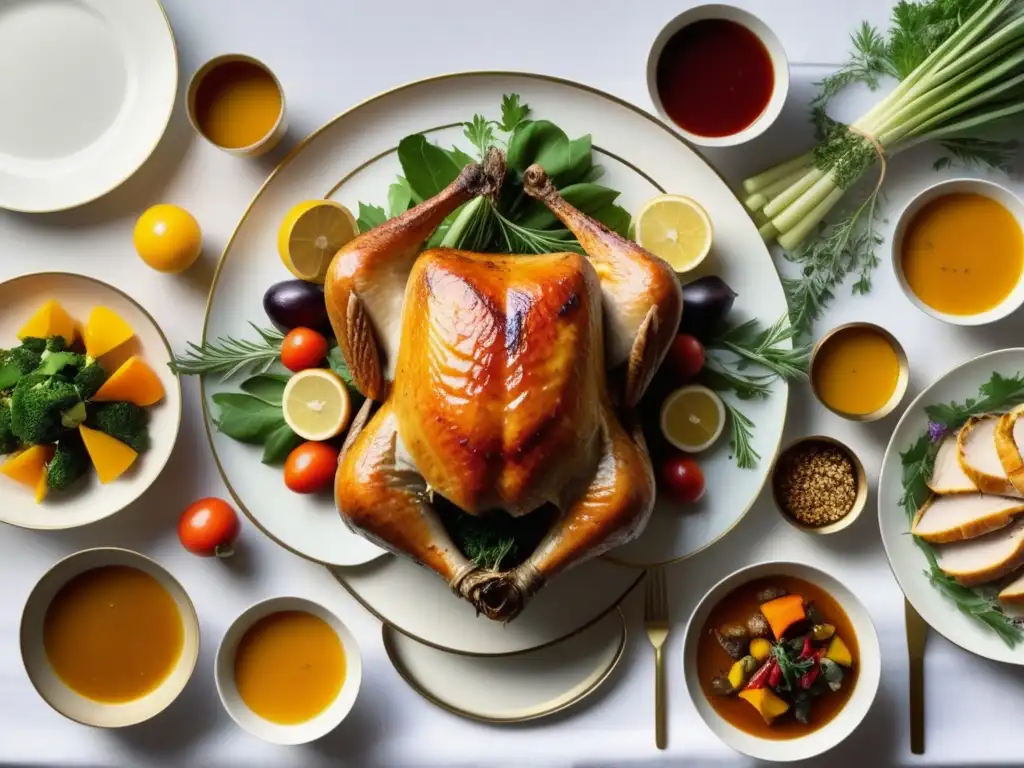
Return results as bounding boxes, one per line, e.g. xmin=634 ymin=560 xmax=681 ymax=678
xmin=0 ymin=273 xmax=180 ymax=530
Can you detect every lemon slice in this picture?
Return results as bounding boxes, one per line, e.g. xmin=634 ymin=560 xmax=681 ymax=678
xmin=282 ymin=368 xmax=352 ymax=442
xmin=660 ymin=385 xmax=726 ymax=453
xmin=278 ymin=200 xmax=358 ymax=284
xmin=635 ymin=194 xmax=713 ymax=273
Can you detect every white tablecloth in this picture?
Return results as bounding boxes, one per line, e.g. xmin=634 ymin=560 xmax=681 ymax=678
xmin=3 ymin=1 xmax=1024 ymax=765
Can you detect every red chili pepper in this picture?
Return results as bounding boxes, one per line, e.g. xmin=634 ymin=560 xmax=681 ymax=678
xmin=768 ymin=659 xmax=783 ymax=688
xmin=745 ymin=659 xmax=775 ymax=690
xmin=799 ymin=663 xmax=821 ymax=689
xmin=798 ymin=635 xmax=814 ymax=660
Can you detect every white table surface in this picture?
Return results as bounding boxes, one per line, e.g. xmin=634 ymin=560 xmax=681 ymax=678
xmin=3 ymin=0 xmax=1024 ymax=765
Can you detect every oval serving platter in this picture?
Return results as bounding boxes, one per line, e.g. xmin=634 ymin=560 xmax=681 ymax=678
xmin=0 ymin=272 xmax=182 ymax=530
xmin=383 ymin=609 xmax=625 ymax=723
xmin=204 ymin=71 xmax=789 ymax=653
xmin=879 ymin=348 xmax=1024 ymax=664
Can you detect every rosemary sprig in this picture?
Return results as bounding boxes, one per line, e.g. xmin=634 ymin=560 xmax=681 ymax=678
xmin=708 ymin=315 xmax=811 ymax=380
xmin=898 ymin=370 xmax=1024 ymax=647
xmin=770 ymin=640 xmax=815 ymax=691
xmin=170 ymin=324 xmax=284 ymax=381
xmin=722 ymin=400 xmax=759 ymax=470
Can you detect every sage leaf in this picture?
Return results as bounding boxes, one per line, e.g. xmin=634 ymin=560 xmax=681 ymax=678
xmin=239 ymin=373 xmax=290 ymax=406
xmin=445 ymin=146 xmax=476 ymax=168
xmin=262 ymin=422 xmax=303 ymax=465
xmin=558 ymin=135 xmax=593 ymax=186
xmin=517 ymin=183 xmax=621 ymax=229
xmin=507 ymin=120 xmax=570 ymax=175
xmin=592 ymin=204 xmax=633 ymax=238
xmin=387 ymin=179 xmax=414 ymax=219
xmin=398 ymin=135 xmax=461 ymax=200
xmin=357 ymin=202 xmax=387 ymax=233
xmin=211 ymin=393 xmax=284 ymax=444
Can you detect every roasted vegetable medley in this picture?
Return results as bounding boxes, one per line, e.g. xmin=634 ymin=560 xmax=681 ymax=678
xmin=708 ymin=585 xmax=855 ymax=727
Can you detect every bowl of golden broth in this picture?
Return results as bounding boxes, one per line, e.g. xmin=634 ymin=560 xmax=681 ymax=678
xmin=20 ymin=548 xmax=199 ymax=728
xmin=186 ymin=54 xmax=287 ymax=157
xmin=215 ymin=596 xmax=362 ymax=745
xmin=893 ymin=179 xmax=1024 ymax=326
xmin=810 ymin=322 xmax=909 ymax=422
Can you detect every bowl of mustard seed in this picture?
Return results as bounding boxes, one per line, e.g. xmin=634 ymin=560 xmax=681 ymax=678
xmin=770 ymin=436 xmax=867 ymax=534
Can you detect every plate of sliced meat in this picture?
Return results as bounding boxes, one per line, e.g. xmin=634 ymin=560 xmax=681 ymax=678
xmin=879 ymin=348 xmax=1024 ymax=663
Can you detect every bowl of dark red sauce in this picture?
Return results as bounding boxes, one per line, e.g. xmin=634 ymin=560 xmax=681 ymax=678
xmin=646 ymin=4 xmax=789 ymax=147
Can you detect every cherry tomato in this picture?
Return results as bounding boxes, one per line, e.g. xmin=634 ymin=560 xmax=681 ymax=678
xmin=280 ymin=327 xmax=328 ymax=372
xmin=285 ymin=441 xmax=340 ymax=494
xmin=178 ymin=497 xmax=241 ymax=558
xmin=658 ymin=452 xmax=705 ymax=504
xmin=665 ymin=334 xmax=705 ymax=381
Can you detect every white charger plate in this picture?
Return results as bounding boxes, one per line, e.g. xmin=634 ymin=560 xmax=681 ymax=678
xmin=383 ymin=609 xmax=625 ymax=723
xmin=204 ymin=72 xmax=789 ymax=652
xmin=879 ymin=348 xmax=1024 ymax=664
xmin=0 ymin=0 xmax=177 ymax=212
xmin=0 ymin=272 xmax=182 ymax=530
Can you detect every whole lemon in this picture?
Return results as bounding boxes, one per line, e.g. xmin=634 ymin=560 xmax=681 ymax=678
xmin=133 ymin=204 xmax=202 ymax=273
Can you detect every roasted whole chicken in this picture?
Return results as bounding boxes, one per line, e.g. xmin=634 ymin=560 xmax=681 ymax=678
xmin=327 ymin=150 xmax=682 ymax=621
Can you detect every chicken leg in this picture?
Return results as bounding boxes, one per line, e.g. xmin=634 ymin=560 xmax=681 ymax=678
xmin=325 ymin=151 xmax=503 ymax=401
xmin=522 ymin=165 xmax=683 ymax=407
xmin=336 ymin=398 xmax=519 ymax=620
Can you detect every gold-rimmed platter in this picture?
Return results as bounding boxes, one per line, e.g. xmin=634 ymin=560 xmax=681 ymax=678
xmin=202 ymin=71 xmax=789 ymax=654
xmin=383 ymin=609 xmax=626 ymax=723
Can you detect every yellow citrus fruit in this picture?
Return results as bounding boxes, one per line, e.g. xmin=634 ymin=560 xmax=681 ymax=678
xmin=282 ymin=368 xmax=352 ymax=442
xmin=635 ymin=194 xmax=713 ymax=273
xmin=278 ymin=200 xmax=358 ymax=284
xmin=660 ymin=385 xmax=725 ymax=453
xmin=133 ymin=204 xmax=203 ymax=273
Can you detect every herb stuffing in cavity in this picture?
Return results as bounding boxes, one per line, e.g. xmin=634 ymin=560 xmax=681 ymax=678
xmin=774 ymin=441 xmax=857 ymax=527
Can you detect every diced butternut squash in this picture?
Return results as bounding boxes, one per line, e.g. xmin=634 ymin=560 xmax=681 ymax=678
xmin=749 ymin=637 xmax=772 ymax=662
xmin=17 ymin=300 xmax=77 ymax=346
xmin=83 ymin=306 xmax=134 ymax=359
xmin=760 ymin=594 xmax=806 ymax=639
xmin=91 ymin=356 xmax=164 ymax=406
xmin=738 ymin=688 xmax=790 ymax=724
xmin=1 ymin=445 xmax=54 ymax=487
xmin=79 ymin=425 xmax=137 ymax=484
xmin=826 ymin=635 xmax=853 ymax=667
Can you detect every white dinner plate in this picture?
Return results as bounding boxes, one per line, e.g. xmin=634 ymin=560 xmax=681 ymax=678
xmin=879 ymin=348 xmax=1024 ymax=664
xmin=383 ymin=609 xmax=625 ymax=723
xmin=0 ymin=0 xmax=177 ymax=212
xmin=204 ymin=72 xmax=789 ymax=651
xmin=0 ymin=272 xmax=182 ymax=530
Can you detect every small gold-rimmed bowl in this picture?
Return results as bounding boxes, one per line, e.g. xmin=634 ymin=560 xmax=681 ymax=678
xmin=770 ymin=435 xmax=868 ymax=535
xmin=809 ymin=322 xmax=910 ymax=422
xmin=20 ymin=548 xmax=200 ymax=728
xmin=186 ymin=53 xmax=287 ymax=157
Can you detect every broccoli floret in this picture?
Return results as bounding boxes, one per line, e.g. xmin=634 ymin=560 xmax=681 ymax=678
xmin=44 ymin=337 xmax=68 ymax=353
xmin=0 ymin=398 xmax=17 ymax=454
xmin=3 ymin=346 xmax=43 ymax=376
xmin=86 ymin=401 xmax=149 ymax=453
xmin=20 ymin=338 xmax=47 ymax=354
xmin=74 ymin=359 xmax=107 ymax=399
xmin=46 ymin=430 xmax=91 ymax=491
xmin=10 ymin=374 xmax=83 ymax=445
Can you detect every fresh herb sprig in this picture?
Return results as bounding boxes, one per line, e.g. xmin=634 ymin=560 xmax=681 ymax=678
xmin=356 ymin=94 xmax=633 ymax=253
xmin=170 ymin=324 xmax=284 ymax=381
xmin=898 ymin=370 xmax=1024 ymax=646
xmin=770 ymin=641 xmax=816 ymax=692
xmin=699 ymin=314 xmax=810 ymax=469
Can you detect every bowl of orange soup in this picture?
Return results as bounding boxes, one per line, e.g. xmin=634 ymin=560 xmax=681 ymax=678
xmin=20 ymin=548 xmax=200 ymax=728
xmin=893 ymin=178 xmax=1024 ymax=326
xmin=216 ymin=596 xmax=362 ymax=745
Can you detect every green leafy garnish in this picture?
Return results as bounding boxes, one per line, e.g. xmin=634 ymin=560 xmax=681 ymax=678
xmin=898 ymin=370 xmax=1024 ymax=647
xmin=170 ymin=324 xmax=284 ymax=380
xmin=770 ymin=641 xmax=815 ymax=692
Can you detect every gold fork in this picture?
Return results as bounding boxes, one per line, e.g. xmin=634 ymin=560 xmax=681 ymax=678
xmin=644 ymin=566 xmax=669 ymax=750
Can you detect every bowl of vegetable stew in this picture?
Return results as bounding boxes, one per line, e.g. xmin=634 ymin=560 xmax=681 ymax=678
xmin=683 ymin=562 xmax=880 ymax=762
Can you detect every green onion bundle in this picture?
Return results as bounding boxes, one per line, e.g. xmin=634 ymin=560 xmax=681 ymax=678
xmin=745 ymin=0 xmax=1024 ymax=250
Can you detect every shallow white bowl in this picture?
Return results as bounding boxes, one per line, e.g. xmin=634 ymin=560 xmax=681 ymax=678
xmin=645 ymin=4 xmax=790 ymax=147
xmin=20 ymin=547 xmax=200 ymax=728
xmin=683 ymin=561 xmax=881 ymax=763
xmin=0 ymin=272 xmax=182 ymax=530
xmin=892 ymin=178 xmax=1024 ymax=326
xmin=215 ymin=596 xmax=363 ymax=745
